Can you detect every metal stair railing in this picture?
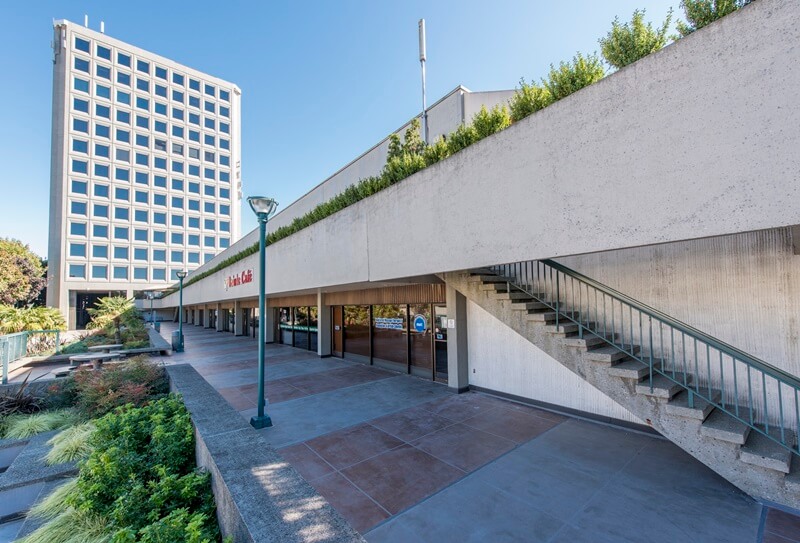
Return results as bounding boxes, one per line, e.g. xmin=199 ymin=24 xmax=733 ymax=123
xmin=0 ymin=330 xmax=62 ymax=385
xmin=490 ymin=259 xmax=800 ymax=457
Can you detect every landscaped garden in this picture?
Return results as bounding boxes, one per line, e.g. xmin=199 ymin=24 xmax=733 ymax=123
xmin=0 ymin=356 xmax=227 ymax=542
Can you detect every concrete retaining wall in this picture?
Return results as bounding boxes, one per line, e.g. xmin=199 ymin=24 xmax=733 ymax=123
xmin=167 ymin=364 xmax=364 ymax=543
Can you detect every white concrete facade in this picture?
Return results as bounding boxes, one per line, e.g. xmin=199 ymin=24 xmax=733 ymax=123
xmin=153 ymin=0 xmax=800 ymax=429
xmin=47 ymin=20 xmax=242 ymax=327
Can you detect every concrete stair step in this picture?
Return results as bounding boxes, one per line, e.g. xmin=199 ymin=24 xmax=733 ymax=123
xmin=480 ymin=282 xmax=510 ymax=291
xmin=491 ymin=291 xmax=533 ymax=301
xmin=608 ymin=359 xmax=655 ymax=380
xmin=563 ymin=334 xmax=606 ymax=350
xmin=701 ymin=409 xmax=752 ymax=445
xmin=665 ymin=390 xmax=720 ymax=421
xmin=635 ymin=373 xmax=690 ymax=400
xmin=585 ymin=346 xmax=634 ymax=364
xmin=544 ymin=323 xmax=579 ymax=336
xmin=511 ymin=301 xmax=550 ymax=312
xmin=740 ymin=428 xmax=796 ymax=474
xmin=527 ymin=311 xmax=557 ymax=323
xmin=469 ymin=275 xmax=505 ymax=283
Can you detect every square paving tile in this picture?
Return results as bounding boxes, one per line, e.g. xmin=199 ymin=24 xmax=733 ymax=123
xmin=310 ymin=472 xmax=390 ymax=534
xmin=766 ymin=508 xmax=800 ymax=542
xmin=462 ymin=405 xmax=562 ymax=443
xmin=411 ymin=422 xmax=516 ymax=472
xmin=277 ymin=443 xmax=334 ymax=482
xmin=265 ymin=380 xmax=309 ymax=404
xmin=306 ymin=423 xmax=404 ymax=470
xmin=369 ymin=405 xmax=454 ymax=442
xmin=341 ymin=444 xmax=464 ymax=514
xmin=420 ymin=392 xmax=511 ymax=423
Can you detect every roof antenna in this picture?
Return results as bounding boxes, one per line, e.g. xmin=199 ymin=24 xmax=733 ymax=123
xmin=84 ymin=14 xmax=88 ymax=27
xmin=100 ymin=21 xmax=105 ymax=33
xmin=418 ymin=19 xmax=428 ymax=145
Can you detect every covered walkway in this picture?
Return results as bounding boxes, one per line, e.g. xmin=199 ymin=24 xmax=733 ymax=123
xmin=160 ymin=323 xmax=797 ymax=542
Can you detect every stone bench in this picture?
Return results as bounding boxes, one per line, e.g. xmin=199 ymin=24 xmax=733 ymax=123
xmin=86 ymin=344 xmax=123 ymax=353
xmin=68 ymin=352 xmax=120 ymax=370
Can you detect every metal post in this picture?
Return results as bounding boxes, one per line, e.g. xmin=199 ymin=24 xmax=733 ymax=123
xmin=176 ymin=276 xmax=185 ymax=352
xmin=150 ymin=294 xmax=155 ymax=326
xmin=251 ymin=216 xmax=273 ymax=429
xmin=419 ymin=19 xmax=428 ymax=145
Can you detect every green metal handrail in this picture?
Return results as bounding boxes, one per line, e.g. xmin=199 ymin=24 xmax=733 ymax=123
xmin=491 ymin=259 xmax=800 ymax=457
xmin=0 ymin=330 xmax=62 ymax=385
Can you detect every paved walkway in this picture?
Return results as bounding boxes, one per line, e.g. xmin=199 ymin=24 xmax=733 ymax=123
xmin=153 ymin=324 xmax=797 ymax=542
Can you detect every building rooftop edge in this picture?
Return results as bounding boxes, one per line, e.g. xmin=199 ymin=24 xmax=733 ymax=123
xmin=53 ymin=19 xmax=241 ymax=93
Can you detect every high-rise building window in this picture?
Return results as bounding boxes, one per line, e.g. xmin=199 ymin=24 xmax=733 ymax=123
xmin=69 ymin=264 xmax=86 ymax=278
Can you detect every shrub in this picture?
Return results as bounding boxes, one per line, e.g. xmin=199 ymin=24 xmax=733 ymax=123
xmin=509 ymin=79 xmax=553 ymax=122
xmin=72 ymin=357 xmax=168 ymax=418
xmin=422 ymin=137 xmax=451 ymax=166
xmin=471 ymin=105 xmax=511 ymax=140
xmin=676 ymin=0 xmax=744 ymax=37
xmin=447 ymin=123 xmax=479 ymax=155
xmin=599 ymin=9 xmax=673 ymax=70
xmin=3 ymin=409 xmax=79 ymax=439
xmin=382 ymin=153 xmax=426 ymax=185
xmin=86 ymin=296 xmax=138 ymax=344
xmin=0 ymin=305 xmax=66 ymax=334
xmin=543 ymin=52 xmax=605 ymax=101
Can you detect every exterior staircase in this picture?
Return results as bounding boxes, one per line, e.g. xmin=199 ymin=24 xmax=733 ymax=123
xmin=444 ymin=260 xmax=800 ymax=509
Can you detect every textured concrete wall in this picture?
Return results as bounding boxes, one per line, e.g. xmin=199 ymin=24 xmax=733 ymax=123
xmin=466 ymin=300 xmax=640 ymax=424
xmin=557 ymin=227 xmax=800 ymax=409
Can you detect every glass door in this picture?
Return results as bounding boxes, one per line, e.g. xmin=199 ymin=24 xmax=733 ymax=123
xmin=410 ymin=304 xmax=433 ymax=378
xmin=434 ymin=304 xmax=449 ymax=381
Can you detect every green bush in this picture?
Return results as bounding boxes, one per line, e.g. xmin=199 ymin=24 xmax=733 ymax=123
xmin=509 ymin=79 xmax=553 ymax=122
xmin=471 ymin=105 xmax=511 ymax=140
xmin=0 ymin=305 xmax=66 ymax=334
xmin=447 ymin=123 xmax=479 ymax=155
xmin=676 ymin=0 xmax=744 ymax=36
xmin=544 ymin=52 xmax=605 ymax=101
xmin=599 ymin=9 xmax=673 ymax=69
xmin=422 ymin=137 xmax=451 ymax=166
xmin=23 ymin=396 xmax=221 ymax=543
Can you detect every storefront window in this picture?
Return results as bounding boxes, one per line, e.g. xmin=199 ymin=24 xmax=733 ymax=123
xmin=409 ymin=304 xmax=433 ymax=377
xmin=279 ymin=307 xmax=292 ymax=345
xmin=294 ymin=306 xmax=309 ymax=349
xmin=372 ymin=304 xmax=407 ymax=370
xmin=344 ymin=305 xmax=370 ymax=362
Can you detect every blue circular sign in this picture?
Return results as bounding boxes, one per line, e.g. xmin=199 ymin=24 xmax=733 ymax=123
xmin=413 ymin=314 xmax=427 ymax=333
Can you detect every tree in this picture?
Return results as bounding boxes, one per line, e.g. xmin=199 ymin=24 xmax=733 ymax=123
xmin=0 ymin=305 xmax=66 ymax=334
xmin=0 ymin=239 xmax=46 ymax=307
xmin=676 ymin=0 xmax=744 ymax=37
xmin=599 ymin=9 xmax=673 ymax=70
xmin=86 ymin=296 xmax=137 ymax=343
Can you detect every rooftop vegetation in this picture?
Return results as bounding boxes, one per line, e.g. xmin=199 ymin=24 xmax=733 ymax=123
xmin=179 ymin=0 xmax=750 ymax=291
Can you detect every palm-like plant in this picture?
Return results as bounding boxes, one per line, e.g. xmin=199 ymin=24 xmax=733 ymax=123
xmin=0 ymin=305 xmax=66 ymax=334
xmin=86 ymin=297 xmax=136 ymax=344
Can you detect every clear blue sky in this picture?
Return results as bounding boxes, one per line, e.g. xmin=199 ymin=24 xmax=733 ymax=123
xmin=1 ymin=1 xmax=676 ymax=257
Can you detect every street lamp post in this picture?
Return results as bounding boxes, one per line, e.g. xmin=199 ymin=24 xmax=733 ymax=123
xmin=176 ymin=270 xmax=188 ymax=353
xmin=147 ymin=291 xmax=155 ymax=325
xmin=247 ymin=196 xmax=278 ymax=429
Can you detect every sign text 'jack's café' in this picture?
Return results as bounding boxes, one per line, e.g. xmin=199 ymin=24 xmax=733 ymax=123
xmin=224 ymin=269 xmax=253 ymax=290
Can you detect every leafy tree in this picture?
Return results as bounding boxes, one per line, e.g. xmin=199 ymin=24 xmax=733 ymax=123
xmin=509 ymin=79 xmax=553 ymax=122
xmin=599 ymin=9 xmax=673 ymax=70
xmin=676 ymin=0 xmax=744 ymax=36
xmin=544 ymin=53 xmax=605 ymax=101
xmin=386 ymin=133 xmax=403 ymax=161
xmin=0 ymin=238 xmax=46 ymax=307
xmin=86 ymin=296 xmax=137 ymax=343
xmin=401 ymin=118 xmax=426 ymax=156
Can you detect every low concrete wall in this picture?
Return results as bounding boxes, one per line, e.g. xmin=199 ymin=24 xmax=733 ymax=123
xmin=167 ymin=364 xmax=364 ymax=543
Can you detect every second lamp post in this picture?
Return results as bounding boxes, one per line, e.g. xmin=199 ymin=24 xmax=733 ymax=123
xmin=247 ymin=196 xmax=278 ymax=429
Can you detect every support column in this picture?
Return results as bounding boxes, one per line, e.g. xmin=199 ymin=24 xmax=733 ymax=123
xmin=203 ymin=305 xmax=211 ymax=328
xmin=234 ymin=300 xmax=244 ymax=336
xmin=446 ymin=285 xmax=470 ymax=393
xmin=215 ymin=303 xmax=223 ymax=332
xmin=264 ymin=306 xmax=276 ymax=343
xmin=317 ymin=290 xmax=331 ymax=357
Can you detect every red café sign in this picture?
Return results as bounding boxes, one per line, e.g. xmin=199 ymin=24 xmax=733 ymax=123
xmin=224 ymin=269 xmax=253 ymax=290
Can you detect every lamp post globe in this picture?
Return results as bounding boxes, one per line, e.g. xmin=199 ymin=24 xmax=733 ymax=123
xmin=247 ymin=196 xmax=278 ymax=429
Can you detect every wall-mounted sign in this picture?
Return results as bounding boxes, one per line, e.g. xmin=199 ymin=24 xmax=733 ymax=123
xmin=413 ymin=314 xmax=427 ymax=333
xmin=375 ymin=317 xmax=404 ymax=330
xmin=224 ymin=269 xmax=253 ymax=291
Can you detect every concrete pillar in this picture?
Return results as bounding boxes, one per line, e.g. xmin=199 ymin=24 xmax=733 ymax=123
xmin=317 ymin=290 xmax=331 ymax=357
xmin=215 ymin=303 xmax=223 ymax=332
xmin=264 ymin=306 xmax=276 ymax=343
xmin=234 ymin=300 xmax=244 ymax=336
xmin=203 ymin=305 xmax=211 ymax=328
xmin=446 ymin=285 xmax=470 ymax=393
